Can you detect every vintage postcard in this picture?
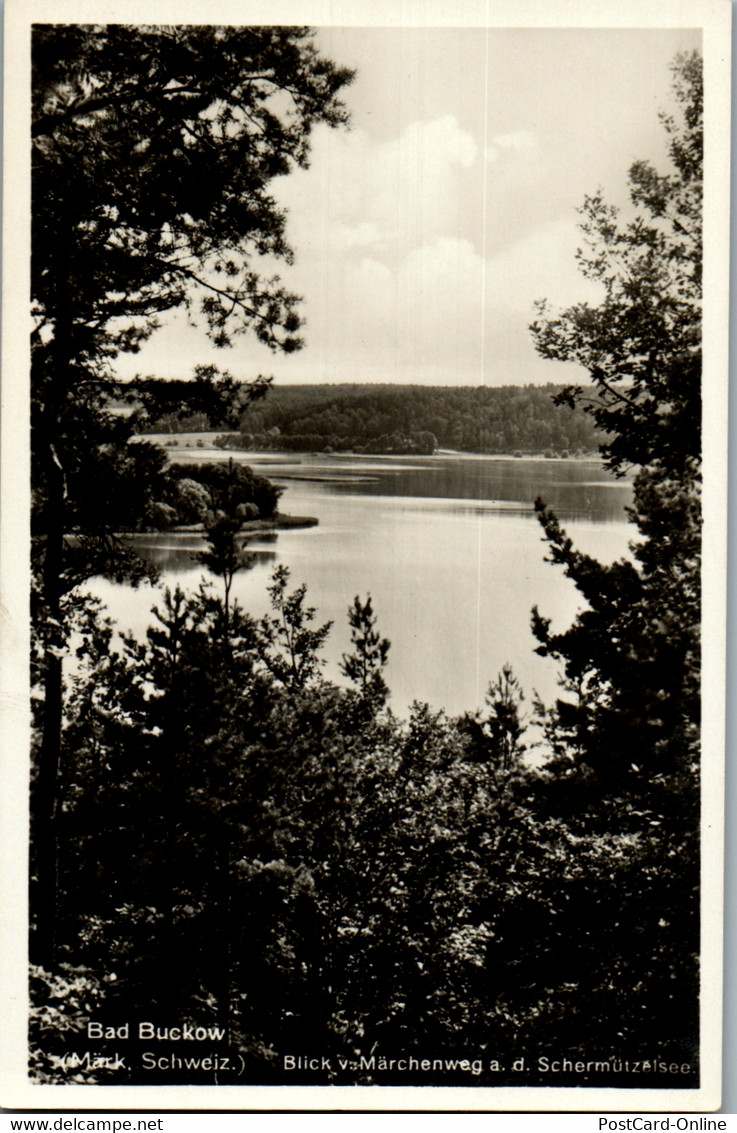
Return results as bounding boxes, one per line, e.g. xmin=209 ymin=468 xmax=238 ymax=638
xmin=0 ymin=0 xmax=731 ymax=1113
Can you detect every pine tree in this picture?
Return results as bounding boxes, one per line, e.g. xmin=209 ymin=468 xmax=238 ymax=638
xmin=31 ymin=23 xmax=353 ymax=966
xmin=196 ymin=517 xmax=254 ymax=634
xmin=340 ymin=594 xmax=391 ymax=707
xmin=527 ymin=50 xmax=703 ymax=1072
xmin=529 ymin=51 xmax=702 ymax=817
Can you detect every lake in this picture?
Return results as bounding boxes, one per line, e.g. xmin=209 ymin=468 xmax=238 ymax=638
xmin=85 ymin=444 xmax=634 ymax=718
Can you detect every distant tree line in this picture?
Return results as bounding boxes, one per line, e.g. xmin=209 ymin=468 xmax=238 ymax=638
xmin=213 ymin=427 xmax=439 ymax=456
xmin=140 ymin=382 xmax=602 ymax=456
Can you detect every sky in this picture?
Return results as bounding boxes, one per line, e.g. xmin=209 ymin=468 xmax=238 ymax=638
xmin=116 ymin=24 xmax=702 ymax=388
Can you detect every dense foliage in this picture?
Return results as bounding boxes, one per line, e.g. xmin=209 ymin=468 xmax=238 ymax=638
xmin=32 ymin=578 xmax=697 ymax=1086
xmin=162 ymin=460 xmax=283 ymax=527
xmin=139 ymin=381 xmax=603 ymax=455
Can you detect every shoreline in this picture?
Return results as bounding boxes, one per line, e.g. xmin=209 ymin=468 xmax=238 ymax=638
xmin=135 ymin=433 xmax=603 ymax=464
xmin=119 ymin=513 xmax=319 ymax=539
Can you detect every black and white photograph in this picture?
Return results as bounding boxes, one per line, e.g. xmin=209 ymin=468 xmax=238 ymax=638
xmin=0 ymin=0 xmax=731 ymax=1112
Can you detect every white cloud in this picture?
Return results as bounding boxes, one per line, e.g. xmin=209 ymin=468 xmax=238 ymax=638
xmin=493 ymin=130 xmax=538 ymax=151
xmin=281 ymin=214 xmax=602 ymax=386
xmin=483 ymin=216 xmax=603 ymax=316
xmin=487 ymin=130 xmax=539 ymax=162
xmin=115 ymin=209 xmax=598 ymax=388
xmin=114 ymin=110 xmax=595 ymax=386
xmin=329 ymin=221 xmax=386 ymax=251
xmin=279 ymin=114 xmax=480 ymax=257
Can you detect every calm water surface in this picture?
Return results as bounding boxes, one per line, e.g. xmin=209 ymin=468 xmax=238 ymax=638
xmin=87 ymin=448 xmax=634 ymax=717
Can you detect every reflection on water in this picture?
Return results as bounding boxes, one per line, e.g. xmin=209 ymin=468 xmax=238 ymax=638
xmin=124 ymin=526 xmax=281 ymax=573
xmin=129 ymin=543 xmax=278 ymax=574
xmin=91 ymin=453 xmax=634 ymax=716
xmin=319 ymin=455 xmax=630 ymax=523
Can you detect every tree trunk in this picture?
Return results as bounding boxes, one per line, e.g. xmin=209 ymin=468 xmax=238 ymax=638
xmin=31 ymin=439 xmax=66 ymax=968
xmin=31 ymin=221 xmax=72 ymax=969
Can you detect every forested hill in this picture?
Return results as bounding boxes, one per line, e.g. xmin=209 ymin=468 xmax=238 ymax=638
xmin=236 ymin=382 xmax=600 ymax=455
xmin=145 ymin=382 xmax=602 ymax=456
